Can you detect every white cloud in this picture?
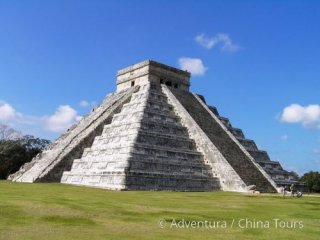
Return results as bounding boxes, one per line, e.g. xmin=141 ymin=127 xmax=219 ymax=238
xmin=79 ymin=100 xmax=97 ymax=108
xmin=45 ymin=105 xmax=80 ymax=133
xmin=280 ymin=135 xmax=289 ymax=141
xmin=0 ymin=103 xmax=17 ymax=121
xmin=0 ymin=101 xmax=82 ymax=137
xmin=311 ymin=149 xmax=320 ymax=155
xmin=280 ymin=104 xmax=320 ymax=129
xmin=0 ymin=102 xmax=42 ymax=131
xmin=195 ymin=33 xmax=240 ymax=52
xmin=178 ymin=57 xmax=207 ymax=76
xmin=79 ymin=100 xmax=89 ymax=107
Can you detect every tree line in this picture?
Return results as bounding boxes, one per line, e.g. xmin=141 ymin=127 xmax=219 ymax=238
xmin=0 ymin=134 xmax=50 ymax=179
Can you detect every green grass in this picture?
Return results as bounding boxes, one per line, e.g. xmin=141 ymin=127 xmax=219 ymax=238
xmin=0 ymin=181 xmax=319 ymax=240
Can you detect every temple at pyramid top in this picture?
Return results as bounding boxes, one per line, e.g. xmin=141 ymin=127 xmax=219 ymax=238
xmin=9 ymin=60 xmax=303 ymax=193
xmin=116 ymin=60 xmax=191 ymax=92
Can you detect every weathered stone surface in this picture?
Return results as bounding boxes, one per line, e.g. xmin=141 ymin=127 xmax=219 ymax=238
xmin=163 ymin=85 xmax=247 ymax=192
xmin=206 ymin=102 xmax=301 ymax=188
xmin=62 ymin=84 xmax=220 ymax=190
xmin=169 ymin=88 xmax=277 ymax=193
xmin=10 ymin=60 xmax=299 ymax=192
xmin=9 ymin=86 xmax=139 ymax=182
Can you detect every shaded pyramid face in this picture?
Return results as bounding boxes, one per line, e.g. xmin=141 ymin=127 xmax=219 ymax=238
xmin=10 ymin=60 xmax=300 ymax=193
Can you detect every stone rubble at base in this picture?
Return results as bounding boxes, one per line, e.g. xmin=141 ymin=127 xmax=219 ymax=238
xmin=9 ymin=60 xmax=301 ymax=192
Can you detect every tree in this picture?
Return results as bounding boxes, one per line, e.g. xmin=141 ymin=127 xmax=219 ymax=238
xmin=0 ymin=135 xmax=50 ymax=179
xmin=18 ymin=135 xmax=51 ymax=150
xmin=300 ymin=171 xmax=320 ymax=193
xmin=289 ymin=171 xmax=300 ymax=181
xmin=0 ymin=124 xmax=23 ymax=140
xmin=0 ymin=140 xmax=27 ymax=179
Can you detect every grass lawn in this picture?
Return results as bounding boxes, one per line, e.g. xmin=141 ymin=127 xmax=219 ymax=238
xmin=0 ymin=180 xmax=319 ymax=240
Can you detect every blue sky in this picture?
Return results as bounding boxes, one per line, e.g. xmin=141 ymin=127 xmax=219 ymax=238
xmin=0 ymin=0 xmax=319 ymax=175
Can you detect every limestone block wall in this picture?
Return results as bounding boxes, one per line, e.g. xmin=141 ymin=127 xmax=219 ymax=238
xmin=162 ymin=85 xmax=247 ymax=192
xmin=202 ymin=98 xmax=303 ymax=189
xmin=205 ymin=100 xmax=299 ymax=188
xmin=170 ymin=88 xmax=277 ymax=193
xmin=10 ymin=86 xmax=139 ymax=183
xmin=116 ymin=60 xmax=190 ymax=92
xmin=61 ymin=85 xmax=150 ymax=189
xmin=62 ymin=83 xmax=220 ymax=191
xmin=125 ymin=85 xmax=219 ymax=191
xmin=211 ymin=108 xmax=301 ymax=187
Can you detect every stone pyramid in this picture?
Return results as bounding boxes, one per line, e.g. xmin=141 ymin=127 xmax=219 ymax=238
xmin=10 ymin=60 xmax=299 ymax=192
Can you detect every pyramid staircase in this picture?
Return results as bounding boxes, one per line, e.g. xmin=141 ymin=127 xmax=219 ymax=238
xmin=61 ymin=83 xmax=220 ymax=190
xmin=211 ymin=109 xmax=300 ymax=186
xmin=169 ymin=89 xmax=277 ymax=193
xmin=9 ymin=87 xmax=138 ymax=182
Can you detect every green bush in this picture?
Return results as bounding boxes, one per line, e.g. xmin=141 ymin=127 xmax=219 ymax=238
xmin=300 ymin=171 xmax=320 ymax=193
xmin=0 ymin=136 xmax=50 ymax=179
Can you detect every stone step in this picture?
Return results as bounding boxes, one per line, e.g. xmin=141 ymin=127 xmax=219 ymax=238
xmin=90 ymin=132 xmax=136 ymax=148
xmin=230 ymin=128 xmax=245 ymax=139
xmin=128 ymin=161 xmax=212 ymax=175
xmin=75 ymin=151 xmax=206 ymax=168
xmin=108 ymin=118 xmax=188 ymax=133
xmin=81 ymin=143 xmax=204 ymax=161
xmin=70 ymin=156 xmax=212 ymax=175
xmin=247 ymin=149 xmax=271 ymax=162
xmin=81 ymin=146 xmax=131 ymax=157
xmin=258 ymin=166 xmax=283 ymax=174
xmin=121 ymin=100 xmax=174 ymax=115
xmin=73 ymin=153 xmax=207 ymax=166
xmin=111 ymin=110 xmax=181 ymax=125
xmin=72 ymin=154 xmax=130 ymax=167
xmin=219 ymin=117 xmax=232 ymax=128
xmin=88 ymin=129 xmax=196 ymax=151
xmin=102 ymin=120 xmax=189 ymax=137
xmin=132 ymin=88 xmax=168 ymax=98
xmin=63 ymin=169 xmax=213 ymax=179
xmin=142 ymin=110 xmax=180 ymax=123
xmin=208 ymin=105 xmax=220 ymax=116
xmin=130 ymin=92 xmax=168 ymax=104
xmin=70 ymin=162 xmax=128 ymax=173
xmin=125 ymin=171 xmax=220 ymax=191
xmin=136 ymin=129 xmax=194 ymax=142
xmin=135 ymin=131 xmax=196 ymax=150
xmin=139 ymin=119 xmax=189 ymax=136
xmin=64 ymin=170 xmax=218 ymax=183
xmin=126 ymin=170 xmax=212 ymax=179
xmin=61 ymin=172 xmax=126 ymax=189
xmin=101 ymin=123 xmax=190 ymax=139
xmin=101 ymin=124 xmax=140 ymax=137
xmin=129 ymin=152 xmax=206 ymax=165
xmin=62 ymin=171 xmax=220 ymax=191
xmin=99 ymin=128 xmax=194 ymax=145
xmin=113 ymin=107 xmax=180 ymax=122
xmin=131 ymin=143 xmax=204 ymax=161
xmin=255 ymin=159 xmax=281 ymax=165
xmin=238 ymin=139 xmax=258 ymax=151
